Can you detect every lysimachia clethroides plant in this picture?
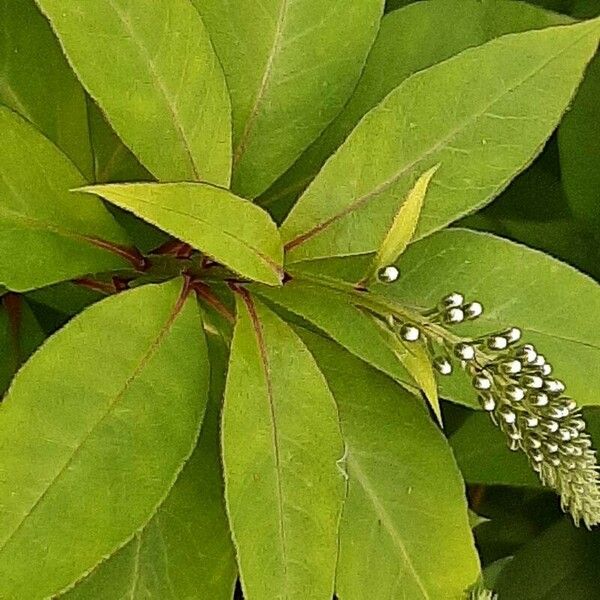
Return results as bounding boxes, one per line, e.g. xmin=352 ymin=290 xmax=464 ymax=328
xmin=0 ymin=0 xmax=599 ymax=598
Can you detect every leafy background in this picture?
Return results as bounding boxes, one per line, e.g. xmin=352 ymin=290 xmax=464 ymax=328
xmin=0 ymin=0 xmax=599 ymax=598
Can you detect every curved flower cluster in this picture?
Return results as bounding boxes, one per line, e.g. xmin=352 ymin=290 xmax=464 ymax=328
xmin=390 ymin=289 xmax=600 ymax=528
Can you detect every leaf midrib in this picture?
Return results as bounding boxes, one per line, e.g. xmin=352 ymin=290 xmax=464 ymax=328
xmin=105 ymin=0 xmax=200 ymax=180
xmin=103 ymin=191 xmax=282 ymax=275
xmin=347 ymin=453 xmax=431 ymax=599
xmin=232 ymin=0 xmax=289 ymax=168
xmin=0 ymin=286 xmax=189 ymax=555
xmin=284 ymin=25 xmax=597 ymax=253
xmin=240 ymin=292 xmax=290 ymax=592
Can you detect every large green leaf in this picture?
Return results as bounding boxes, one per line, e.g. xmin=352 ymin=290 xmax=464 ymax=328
xmin=192 ymin=0 xmax=384 ymax=198
xmin=559 ymin=53 xmax=600 ymax=228
xmin=223 ymin=292 xmax=345 ymax=599
xmin=60 ymin=334 xmax=236 ymax=600
xmin=83 ymin=183 xmax=284 ymax=286
xmin=0 ymin=294 xmax=45 ymax=396
xmin=0 ymin=0 xmax=94 ymax=179
xmin=281 ymin=19 xmax=600 ymax=262
xmin=495 ymin=519 xmax=600 ymax=599
xmin=300 ymin=331 xmax=480 ymax=600
xmin=373 ymin=228 xmax=600 ymax=408
xmin=0 ymin=280 xmax=209 ymax=599
xmin=35 ymin=0 xmax=231 ymax=184
xmin=0 ymin=107 xmax=133 ymax=292
xmin=261 ymin=0 xmax=570 ymax=218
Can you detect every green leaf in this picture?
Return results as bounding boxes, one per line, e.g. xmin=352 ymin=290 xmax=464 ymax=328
xmin=559 ymin=53 xmax=600 ymax=228
xmin=495 ymin=519 xmax=600 ymax=599
xmin=59 ymin=334 xmax=236 ymax=600
xmin=372 ymin=228 xmax=600 ymax=408
xmin=0 ymin=0 xmax=94 ymax=179
xmin=0 ymin=280 xmax=209 ymax=598
xmin=0 ymin=107 xmax=133 ymax=292
xmin=280 ymin=19 xmax=600 ymax=262
xmin=223 ymin=292 xmax=345 ymax=599
xmin=82 ymin=183 xmax=284 ymax=286
xmin=369 ymin=164 xmax=439 ymax=279
xmin=253 ymin=280 xmax=413 ymax=386
xmin=300 ymin=331 xmax=480 ymax=600
xmin=450 ymin=412 xmax=540 ymax=488
xmin=35 ymin=0 xmax=232 ymax=184
xmin=0 ymin=294 xmax=45 ymax=395
xmin=192 ymin=0 xmax=384 ymax=198
xmin=259 ymin=0 xmax=571 ymax=219
xmin=379 ymin=321 xmax=441 ymax=424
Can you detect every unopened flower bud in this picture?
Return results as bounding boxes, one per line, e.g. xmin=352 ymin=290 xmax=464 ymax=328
xmin=378 ymin=265 xmax=400 ymax=283
xmin=400 ymin=324 xmax=420 ymax=342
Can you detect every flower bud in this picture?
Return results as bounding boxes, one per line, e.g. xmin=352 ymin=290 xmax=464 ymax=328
xmin=399 ymin=324 xmax=420 ymax=342
xmin=377 ymin=265 xmax=400 ymax=283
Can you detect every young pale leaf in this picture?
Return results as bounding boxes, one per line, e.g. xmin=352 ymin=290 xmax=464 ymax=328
xmin=495 ymin=519 xmax=600 ymax=599
xmin=259 ymin=0 xmax=571 ymax=217
xmin=559 ymin=54 xmax=600 ymax=228
xmin=192 ymin=0 xmax=384 ymax=198
xmin=59 ymin=335 xmax=236 ymax=600
xmin=369 ymin=164 xmax=439 ymax=279
xmin=253 ymin=281 xmax=413 ymax=386
xmin=300 ymin=331 xmax=480 ymax=600
xmin=0 ymin=0 xmax=94 ymax=179
xmin=35 ymin=0 xmax=231 ymax=185
xmin=281 ymin=19 xmax=600 ymax=262
xmin=223 ymin=291 xmax=345 ymax=600
xmin=0 ymin=108 xmax=134 ymax=292
xmin=0 ymin=280 xmax=209 ymax=599
xmin=82 ymin=183 xmax=284 ymax=286
xmin=374 ymin=317 xmax=442 ymax=424
xmin=373 ymin=228 xmax=600 ymax=408
xmin=0 ymin=295 xmax=45 ymax=396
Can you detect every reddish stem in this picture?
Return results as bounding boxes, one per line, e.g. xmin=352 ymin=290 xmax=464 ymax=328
xmin=192 ymin=281 xmax=235 ymax=324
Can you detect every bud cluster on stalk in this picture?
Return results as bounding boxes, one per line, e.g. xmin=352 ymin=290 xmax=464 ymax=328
xmin=378 ymin=272 xmax=600 ymax=528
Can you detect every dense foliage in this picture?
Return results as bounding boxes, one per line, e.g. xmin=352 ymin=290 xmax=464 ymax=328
xmin=0 ymin=0 xmax=599 ymax=598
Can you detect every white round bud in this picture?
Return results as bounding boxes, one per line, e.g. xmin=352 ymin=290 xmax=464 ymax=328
xmin=433 ymin=357 xmax=452 ymax=375
xmin=505 ymin=385 xmax=525 ymax=402
xmin=542 ymin=364 xmax=553 ymax=376
xmin=543 ymin=379 xmax=565 ymax=395
xmin=529 ymin=391 xmax=549 ymax=407
xmin=473 ymin=373 xmax=492 ymax=391
xmin=480 ymin=393 xmax=496 ymax=412
xmin=521 ymin=374 xmax=544 ymax=389
xmin=444 ymin=307 xmax=465 ymax=324
xmin=400 ymin=324 xmax=420 ymax=342
xmin=559 ymin=428 xmax=572 ymax=442
xmin=377 ymin=265 xmax=400 ymax=283
xmin=455 ymin=343 xmax=475 ymax=361
xmin=488 ymin=335 xmax=508 ymax=351
xmin=524 ymin=416 xmax=539 ymax=428
xmin=516 ymin=344 xmax=537 ymax=364
xmin=464 ymin=301 xmax=483 ymax=319
xmin=545 ymin=441 xmax=559 ymax=454
xmin=506 ymin=327 xmax=522 ymax=344
xmin=500 ymin=360 xmax=522 ymax=375
xmin=543 ymin=420 xmax=559 ymax=434
xmin=501 ymin=409 xmax=516 ymax=424
xmin=532 ymin=354 xmax=546 ymax=368
xmin=441 ymin=292 xmax=464 ymax=308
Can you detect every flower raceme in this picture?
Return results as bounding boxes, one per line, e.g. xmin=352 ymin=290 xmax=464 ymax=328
xmin=378 ymin=271 xmax=600 ymax=528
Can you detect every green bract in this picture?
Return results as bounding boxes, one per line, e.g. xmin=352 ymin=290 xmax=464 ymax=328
xmin=0 ymin=1 xmax=599 ymax=598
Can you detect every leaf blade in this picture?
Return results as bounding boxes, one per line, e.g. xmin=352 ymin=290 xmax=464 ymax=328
xmin=281 ymin=19 xmax=600 ymax=262
xmin=35 ymin=0 xmax=232 ymax=184
xmin=0 ymin=108 xmax=132 ymax=292
xmin=223 ymin=292 xmax=345 ymax=599
xmin=82 ymin=183 xmax=284 ymax=286
xmin=0 ymin=280 xmax=209 ymax=598
xmin=193 ymin=0 xmax=384 ymax=197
